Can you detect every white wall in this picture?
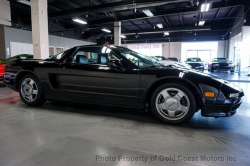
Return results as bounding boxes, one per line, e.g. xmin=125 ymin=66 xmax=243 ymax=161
xmin=123 ymin=42 xmax=182 ymax=60
xmin=242 ymin=26 xmax=250 ymax=71
xmin=124 ymin=41 xmax=227 ymax=62
xmin=0 ymin=0 xmax=11 ymax=26
xmin=4 ymin=27 xmax=96 ymax=58
xmin=218 ymin=40 xmax=229 ymax=58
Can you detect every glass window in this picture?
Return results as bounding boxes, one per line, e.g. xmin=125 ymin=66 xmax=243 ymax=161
xmin=186 ymin=58 xmax=202 ymax=62
xmin=71 ymin=46 xmax=124 ymax=66
xmin=212 ymin=58 xmax=228 ymax=62
xmin=46 ymin=50 xmax=69 ymax=60
xmin=112 ymin=47 xmax=163 ymax=68
xmin=154 ymin=56 xmax=167 ymax=61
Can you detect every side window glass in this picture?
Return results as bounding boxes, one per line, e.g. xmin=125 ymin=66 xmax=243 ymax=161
xmin=72 ymin=50 xmax=89 ymax=64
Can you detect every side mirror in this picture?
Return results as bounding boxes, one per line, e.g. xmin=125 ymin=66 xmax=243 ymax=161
xmin=107 ymin=59 xmax=125 ymax=70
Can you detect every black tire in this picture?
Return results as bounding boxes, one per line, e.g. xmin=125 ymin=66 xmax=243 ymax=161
xmin=18 ymin=74 xmax=47 ymax=106
xmin=150 ymin=83 xmax=196 ymax=124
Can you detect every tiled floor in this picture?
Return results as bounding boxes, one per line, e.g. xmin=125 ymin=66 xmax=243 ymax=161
xmin=0 ymin=80 xmax=249 ymax=166
xmin=205 ymin=70 xmax=250 ymax=82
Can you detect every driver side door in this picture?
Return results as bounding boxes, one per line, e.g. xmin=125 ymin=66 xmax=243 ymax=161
xmin=58 ymin=46 xmax=141 ymax=107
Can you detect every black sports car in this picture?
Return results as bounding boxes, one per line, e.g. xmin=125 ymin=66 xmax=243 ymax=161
xmin=185 ymin=57 xmax=204 ymax=70
xmin=208 ymin=58 xmax=235 ymax=72
xmin=4 ymin=45 xmax=244 ymax=124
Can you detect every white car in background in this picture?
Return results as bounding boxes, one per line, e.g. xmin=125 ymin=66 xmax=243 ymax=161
xmin=153 ymin=56 xmax=191 ymax=69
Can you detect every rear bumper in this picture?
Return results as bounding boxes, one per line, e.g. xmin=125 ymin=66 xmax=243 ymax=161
xmin=3 ymin=72 xmax=18 ymax=91
xmin=201 ymin=97 xmax=243 ymax=117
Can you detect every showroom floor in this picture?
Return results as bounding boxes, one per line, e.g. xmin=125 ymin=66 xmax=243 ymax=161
xmin=0 ymin=73 xmax=249 ymax=166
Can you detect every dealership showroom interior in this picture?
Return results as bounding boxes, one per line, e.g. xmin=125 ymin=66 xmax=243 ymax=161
xmin=0 ymin=0 xmax=250 ymax=165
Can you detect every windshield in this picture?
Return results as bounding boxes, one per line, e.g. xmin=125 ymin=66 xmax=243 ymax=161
xmin=213 ymin=58 xmax=228 ymax=62
xmin=154 ymin=56 xmax=167 ymax=61
xmin=113 ymin=47 xmax=163 ymax=68
xmin=187 ymin=58 xmax=202 ymax=62
xmin=46 ymin=50 xmax=69 ymax=60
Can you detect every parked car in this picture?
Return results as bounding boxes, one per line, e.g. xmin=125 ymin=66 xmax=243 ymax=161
xmin=166 ymin=57 xmax=179 ymax=62
xmin=4 ymin=45 xmax=244 ymax=124
xmin=185 ymin=57 xmax=204 ymax=70
xmin=152 ymin=56 xmax=191 ymax=69
xmin=208 ymin=58 xmax=235 ymax=72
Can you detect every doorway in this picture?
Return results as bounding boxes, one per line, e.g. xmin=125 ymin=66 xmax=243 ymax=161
xmin=49 ymin=46 xmax=55 ymax=57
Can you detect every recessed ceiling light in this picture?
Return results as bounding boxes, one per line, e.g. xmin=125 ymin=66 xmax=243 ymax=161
xmin=121 ymin=35 xmax=126 ymax=38
xmin=101 ymin=28 xmax=111 ymax=33
xmin=72 ymin=19 xmax=87 ymax=24
xmin=198 ymin=21 xmax=205 ymax=26
xmin=201 ymin=3 xmax=210 ymax=12
xmin=164 ymin=32 xmax=169 ymax=35
xmin=157 ymin=24 xmax=163 ymax=28
xmin=17 ymin=0 xmax=30 ymax=5
xmin=142 ymin=9 xmax=154 ymax=17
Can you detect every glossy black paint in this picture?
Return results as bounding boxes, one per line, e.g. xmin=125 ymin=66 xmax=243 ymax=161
xmin=4 ymin=45 xmax=244 ymax=117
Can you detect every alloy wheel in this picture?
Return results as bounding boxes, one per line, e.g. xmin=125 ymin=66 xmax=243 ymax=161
xmin=155 ymin=88 xmax=190 ymax=121
xmin=20 ymin=78 xmax=38 ymax=102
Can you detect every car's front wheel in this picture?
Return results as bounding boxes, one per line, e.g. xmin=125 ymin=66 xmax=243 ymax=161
xmin=151 ymin=83 xmax=196 ymax=124
xmin=19 ymin=74 xmax=47 ymax=106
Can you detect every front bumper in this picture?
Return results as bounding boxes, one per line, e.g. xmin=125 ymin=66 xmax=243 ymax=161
xmin=213 ymin=66 xmax=234 ymax=70
xmin=191 ymin=66 xmax=204 ymax=70
xmin=201 ymin=96 xmax=243 ymax=117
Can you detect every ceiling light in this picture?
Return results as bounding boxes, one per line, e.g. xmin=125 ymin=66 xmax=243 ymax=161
xmin=142 ymin=9 xmax=154 ymax=17
xmin=201 ymin=3 xmax=210 ymax=12
xmin=101 ymin=28 xmax=111 ymax=33
xmin=121 ymin=35 xmax=126 ymax=38
xmin=72 ymin=19 xmax=87 ymax=24
xmin=17 ymin=0 xmax=30 ymax=5
xmin=164 ymin=32 xmax=169 ymax=35
xmin=198 ymin=21 xmax=205 ymax=26
xmin=157 ymin=24 xmax=163 ymax=28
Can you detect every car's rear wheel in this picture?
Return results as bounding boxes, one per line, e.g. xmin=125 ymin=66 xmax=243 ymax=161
xmin=150 ymin=83 xmax=196 ymax=124
xmin=19 ymin=74 xmax=47 ymax=106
